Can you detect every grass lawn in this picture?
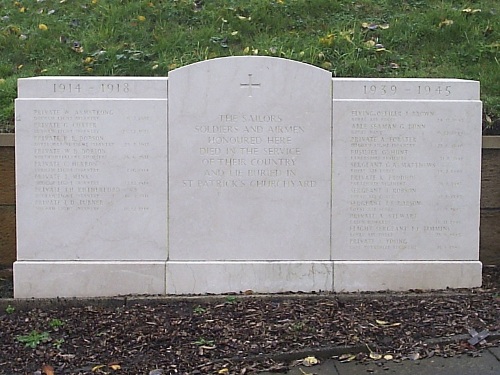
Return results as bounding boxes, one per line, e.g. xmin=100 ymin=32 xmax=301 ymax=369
xmin=0 ymin=0 xmax=499 ymax=132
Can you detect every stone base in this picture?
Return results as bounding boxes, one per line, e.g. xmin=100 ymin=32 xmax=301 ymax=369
xmin=13 ymin=261 xmax=165 ymax=298
xmin=333 ymin=261 xmax=483 ymax=292
xmin=14 ymin=260 xmax=484 ymax=297
xmin=166 ymin=261 xmax=333 ymax=294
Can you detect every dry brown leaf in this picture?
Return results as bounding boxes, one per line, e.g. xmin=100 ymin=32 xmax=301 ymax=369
xmin=41 ymin=364 xmax=55 ymax=375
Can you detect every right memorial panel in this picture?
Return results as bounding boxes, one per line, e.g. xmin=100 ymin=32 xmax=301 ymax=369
xmin=331 ymin=79 xmax=482 ymax=291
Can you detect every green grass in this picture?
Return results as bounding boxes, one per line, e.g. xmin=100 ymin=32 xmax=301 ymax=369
xmin=0 ymin=0 xmax=499 ymax=132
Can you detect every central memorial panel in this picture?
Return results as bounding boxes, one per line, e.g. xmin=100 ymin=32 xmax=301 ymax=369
xmin=168 ymin=57 xmax=332 ymax=262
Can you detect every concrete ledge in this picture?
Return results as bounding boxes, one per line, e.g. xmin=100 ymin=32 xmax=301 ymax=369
xmin=482 ymin=136 xmax=500 ymax=149
xmin=0 ymin=133 xmax=14 ymax=147
xmin=13 ymin=261 xmax=166 ymax=298
xmin=333 ymin=261 xmax=483 ymax=292
xmin=166 ymin=261 xmax=333 ymax=294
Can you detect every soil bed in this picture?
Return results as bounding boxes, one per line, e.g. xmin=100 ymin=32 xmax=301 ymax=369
xmin=0 ymin=267 xmax=499 ymax=374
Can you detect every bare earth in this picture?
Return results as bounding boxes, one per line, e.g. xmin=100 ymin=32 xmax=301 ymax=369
xmin=0 ymin=267 xmax=498 ymax=374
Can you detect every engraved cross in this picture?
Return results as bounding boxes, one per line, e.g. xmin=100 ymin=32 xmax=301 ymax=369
xmin=240 ymin=74 xmax=261 ymax=97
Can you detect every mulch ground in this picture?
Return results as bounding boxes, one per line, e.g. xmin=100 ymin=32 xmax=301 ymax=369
xmin=0 ymin=267 xmax=498 ymax=375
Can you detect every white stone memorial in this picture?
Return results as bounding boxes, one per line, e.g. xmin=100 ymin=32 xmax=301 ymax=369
xmin=14 ymin=57 xmax=483 ymax=298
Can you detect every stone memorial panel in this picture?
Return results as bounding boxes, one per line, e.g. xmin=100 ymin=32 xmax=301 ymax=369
xmin=167 ymin=57 xmax=333 ymax=293
xmin=331 ymin=78 xmax=482 ymax=291
xmin=168 ymin=57 xmax=332 ymax=261
xmin=14 ymin=77 xmax=167 ymax=297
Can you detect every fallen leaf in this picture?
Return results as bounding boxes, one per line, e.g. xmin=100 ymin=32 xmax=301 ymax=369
xmin=376 ymin=319 xmax=401 ymax=327
xmin=439 ymin=19 xmax=454 ymax=28
xmin=319 ymin=33 xmax=335 ymax=47
xmin=321 ymin=61 xmax=332 ymax=69
xmin=338 ymin=353 xmax=356 ymax=362
xmin=369 ymin=352 xmax=382 ymax=360
xmin=38 ymin=24 xmax=48 ymax=31
xmin=199 ymin=345 xmax=216 ymax=350
xmin=408 ymin=353 xmax=420 ymax=360
xmin=218 ymin=369 xmax=229 ymax=374
xmin=71 ymin=41 xmax=83 ymax=53
xmin=302 ymin=356 xmax=319 ymax=366
xmin=462 ymin=8 xmax=481 ymax=14
xmin=361 ymin=22 xmax=378 ymax=30
xmin=41 ymin=364 xmax=55 ymax=375
xmin=137 ymin=15 xmax=146 ymax=22
xmin=92 ymin=365 xmax=106 ymax=372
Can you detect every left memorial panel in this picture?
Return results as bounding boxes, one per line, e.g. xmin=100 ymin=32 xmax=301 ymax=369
xmin=14 ymin=77 xmax=168 ymax=297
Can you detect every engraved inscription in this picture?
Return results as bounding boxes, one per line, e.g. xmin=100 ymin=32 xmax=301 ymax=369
xmin=184 ymin=113 xmax=317 ymax=189
xmin=31 ymin=105 xmax=154 ymax=212
xmin=340 ymin=102 xmax=469 ymax=254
